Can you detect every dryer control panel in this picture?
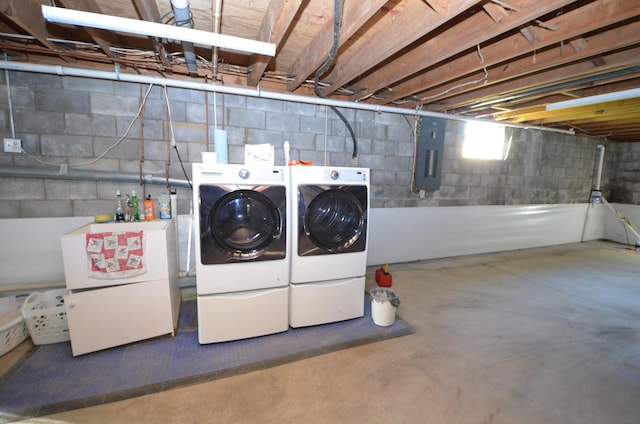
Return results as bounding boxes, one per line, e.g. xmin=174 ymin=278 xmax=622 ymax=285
xmin=323 ymin=167 xmax=367 ymax=184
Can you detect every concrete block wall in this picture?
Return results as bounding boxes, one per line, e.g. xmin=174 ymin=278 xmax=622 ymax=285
xmin=607 ymin=142 xmax=640 ymax=204
xmin=0 ymin=70 xmax=611 ymax=218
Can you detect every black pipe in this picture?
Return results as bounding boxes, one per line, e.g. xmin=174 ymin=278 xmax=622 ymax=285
xmin=313 ymin=0 xmax=358 ymax=158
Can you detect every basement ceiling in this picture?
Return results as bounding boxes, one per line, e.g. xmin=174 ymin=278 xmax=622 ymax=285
xmin=1 ymin=0 xmax=639 ymax=141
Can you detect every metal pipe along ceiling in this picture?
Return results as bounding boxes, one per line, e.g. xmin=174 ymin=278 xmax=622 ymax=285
xmin=0 ymin=61 xmax=576 ymax=136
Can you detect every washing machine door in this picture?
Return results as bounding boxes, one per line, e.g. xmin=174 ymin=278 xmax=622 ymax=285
xmin=200 ymin=188 xmax=286 ymax=263
xmin=300 ymin=186 xmax=367 ymax=255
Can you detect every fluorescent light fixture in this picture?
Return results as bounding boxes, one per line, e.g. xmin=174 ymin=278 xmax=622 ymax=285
xmin=545 ymin=88 xmax=640 ymax=111
xmin=41 ymin=5 xmax=276 ymax=56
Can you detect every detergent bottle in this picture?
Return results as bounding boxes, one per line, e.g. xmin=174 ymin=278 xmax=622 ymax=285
xmin=159 ymin=191 xmax=171 ymax=219
xmin=144 ymin=195 xmax=155 ymax=221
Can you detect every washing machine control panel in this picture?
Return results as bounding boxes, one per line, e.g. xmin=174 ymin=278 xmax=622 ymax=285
xmin=324 ymin=168 xmax=367 ymax=183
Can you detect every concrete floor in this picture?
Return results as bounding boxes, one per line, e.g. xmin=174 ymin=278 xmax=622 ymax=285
xmin=3 ymin=241 xmax=640 ymax=423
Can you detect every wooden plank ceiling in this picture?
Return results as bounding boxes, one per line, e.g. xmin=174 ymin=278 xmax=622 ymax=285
xmin=1 ymin=0 xmax=639 ymax=141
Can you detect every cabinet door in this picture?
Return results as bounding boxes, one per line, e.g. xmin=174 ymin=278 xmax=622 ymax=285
xmin=65 ymin=279 xmax=173 ymax=356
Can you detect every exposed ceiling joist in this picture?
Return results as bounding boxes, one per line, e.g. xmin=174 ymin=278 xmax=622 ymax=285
xmin=246 ymin=0 xmax=303 ymax=86
xmin=0 ymin=0 xmax=74 ymax=62
xmin=0 ymin=0 xmax=637 ymax=141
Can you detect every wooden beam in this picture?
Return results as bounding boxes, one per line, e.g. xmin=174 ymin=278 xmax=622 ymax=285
xmin=423 ymin=0 xmax=449 ymax=14
xmin=57 ymin=0 xmax=120 ymax=59
xmin=483 ymin=1 xmax=511 ymax=24
xmin=423 ymin=21 xmax=640 ymax=111
xmin=494 ymin=105 xmax=547 ymax=119
xmin=548 ymin=112 xmax=640 ymax=126
xmin=425 ymin=25 xmax=640 ymax=111
xmin=247 ymin=0 xmax=303 ymax=87
xmin=579 ymin=120 xmax=640 ymax=130
xmin=321 ymin=0 xmax=485 ymax=96
xmin=519 ymin=26 xmax=540 ymax=43
xmin=0 ymin=0 xmax=73 ymax=61
xmin=437 ymin=45 xmax=640 ymax=116
xmin=285 ymin=0 xmax=387 ymax=92
xmin=375 ymin=0 xmax=640 ymax=105
xmin=511 ymin=98 xmax=640 ymax=123
xmin=132 ymin=0 xmax=171 ymax=68
xmin=350 ymin=0 xmax=576 ymax=102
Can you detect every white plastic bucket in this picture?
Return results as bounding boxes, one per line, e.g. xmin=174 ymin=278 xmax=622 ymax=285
xmin=370 ymin=288 xmax=400 ymax=327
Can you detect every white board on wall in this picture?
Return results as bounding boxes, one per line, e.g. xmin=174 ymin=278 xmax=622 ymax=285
xmin=367 ymin=204 xmax=591 ymax=266
xmin=0 ymin=217 xmax=92 ymax=287
xmin=602 ymin=203 xmax=640 ymax=246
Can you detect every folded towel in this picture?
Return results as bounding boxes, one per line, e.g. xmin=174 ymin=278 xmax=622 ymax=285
xmin=86 ymin=231 xmax=145 ymax=278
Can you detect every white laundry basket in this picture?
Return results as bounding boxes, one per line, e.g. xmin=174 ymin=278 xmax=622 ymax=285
xmin=370 ymin=288 xmax=400 ymax=327
xmin=0 ymin=295 xmax=29 ymax=356
xmin=21 ymin=289 xmax=70 ymax=345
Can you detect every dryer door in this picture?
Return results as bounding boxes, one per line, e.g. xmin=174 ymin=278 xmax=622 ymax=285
xmin=299 ymin=186 xmax=367 ymax=256
xmin=200 ymin=187 xmax=286 ymax=263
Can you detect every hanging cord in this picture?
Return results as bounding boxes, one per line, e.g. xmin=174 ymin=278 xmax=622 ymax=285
xmin=163 ymin=85 xmax=173 ymax=188
xmin=205 ymin=91 xmax=210 ymax=151
xmin=173 ymin=144 xmax=192 ymax=190
xmin=213 ymin=87 xmax=218 ymax=130
xmin=138 ymin=84 xmax=146 ymax=192
xmin=163 ymin=85 xmax=193 ymax=189
xmin=410 ymin=103 xmax=421 ymax=193
xmin=314 ymin=0 xmax=358 ymax=158
xmin=22 ymin=84 xmax=154 ymax=169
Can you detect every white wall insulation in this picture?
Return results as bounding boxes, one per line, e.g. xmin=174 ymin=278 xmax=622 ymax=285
xmin=0 ymin=215 xmax=196 ymax=291
xmin=1 ymin=203 xmax=637 ymax=290
xmin=367 ymin=204 xmax=599 ymax=266
xmin=601 ymin=203 xmax=640 ymax=246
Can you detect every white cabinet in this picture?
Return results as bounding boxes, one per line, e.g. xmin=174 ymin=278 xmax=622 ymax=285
xmin=61 ymin=219 xmax=180 ymax=356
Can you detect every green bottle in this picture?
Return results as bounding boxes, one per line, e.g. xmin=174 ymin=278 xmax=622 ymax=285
xmin=131 ymin=190 xmax=140 ymax=221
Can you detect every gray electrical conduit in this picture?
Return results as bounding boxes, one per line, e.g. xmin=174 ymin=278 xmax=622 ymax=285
xmin=0 ymin=60 xmax=576 ymax=136
xmin=0 ymin=166 xmax=191 ymax=187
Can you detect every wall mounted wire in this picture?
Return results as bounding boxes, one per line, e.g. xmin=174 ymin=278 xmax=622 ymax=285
xmin=313 ymin=0 xmax=358 ymax=159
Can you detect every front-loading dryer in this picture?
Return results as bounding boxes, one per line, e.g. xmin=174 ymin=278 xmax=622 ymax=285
xmin=289 ymin=166 xmax=369 ymax=327
xmin=193 ymin=163 xmax=290 ymax=343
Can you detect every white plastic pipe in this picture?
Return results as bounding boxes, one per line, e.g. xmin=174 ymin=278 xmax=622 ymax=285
xmin=41 ymin=5 xmax=276 ymax=56
xmin=595 ymin=144 xmax=605 ymax=190
xmin=0 ymin=60 xmax=576 ymax=136
xmin=546 ymin=88 xmax=640 ymax=111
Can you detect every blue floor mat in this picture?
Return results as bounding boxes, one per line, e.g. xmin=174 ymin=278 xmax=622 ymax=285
xmin=0 ymin=296 xmax=414 ymax=421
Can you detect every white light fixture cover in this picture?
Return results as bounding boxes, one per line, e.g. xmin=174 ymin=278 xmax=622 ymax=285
xmin=41 ymin=5 xmax=276 ymax=57
xmin=545 ymin=88 xmax=640 ymax=111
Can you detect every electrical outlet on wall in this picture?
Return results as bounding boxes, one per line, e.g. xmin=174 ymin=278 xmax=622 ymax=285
xmin=3 ymin=138 xmax=22 ymax=153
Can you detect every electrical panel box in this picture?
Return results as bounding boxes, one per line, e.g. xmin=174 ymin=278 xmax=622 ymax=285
xmin=413 ymin=117 xmax=446 ymax=191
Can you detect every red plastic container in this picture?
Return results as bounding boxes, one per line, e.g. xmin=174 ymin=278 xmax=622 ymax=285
xmin=375 ymin=267 xmax=393 ymax=287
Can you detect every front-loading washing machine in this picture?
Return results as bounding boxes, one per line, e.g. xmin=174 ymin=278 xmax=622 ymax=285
xmin=289 ymin=166 xmax=369 ymax=327
xmin=193 ymin=163 xmax=290 ymax=343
